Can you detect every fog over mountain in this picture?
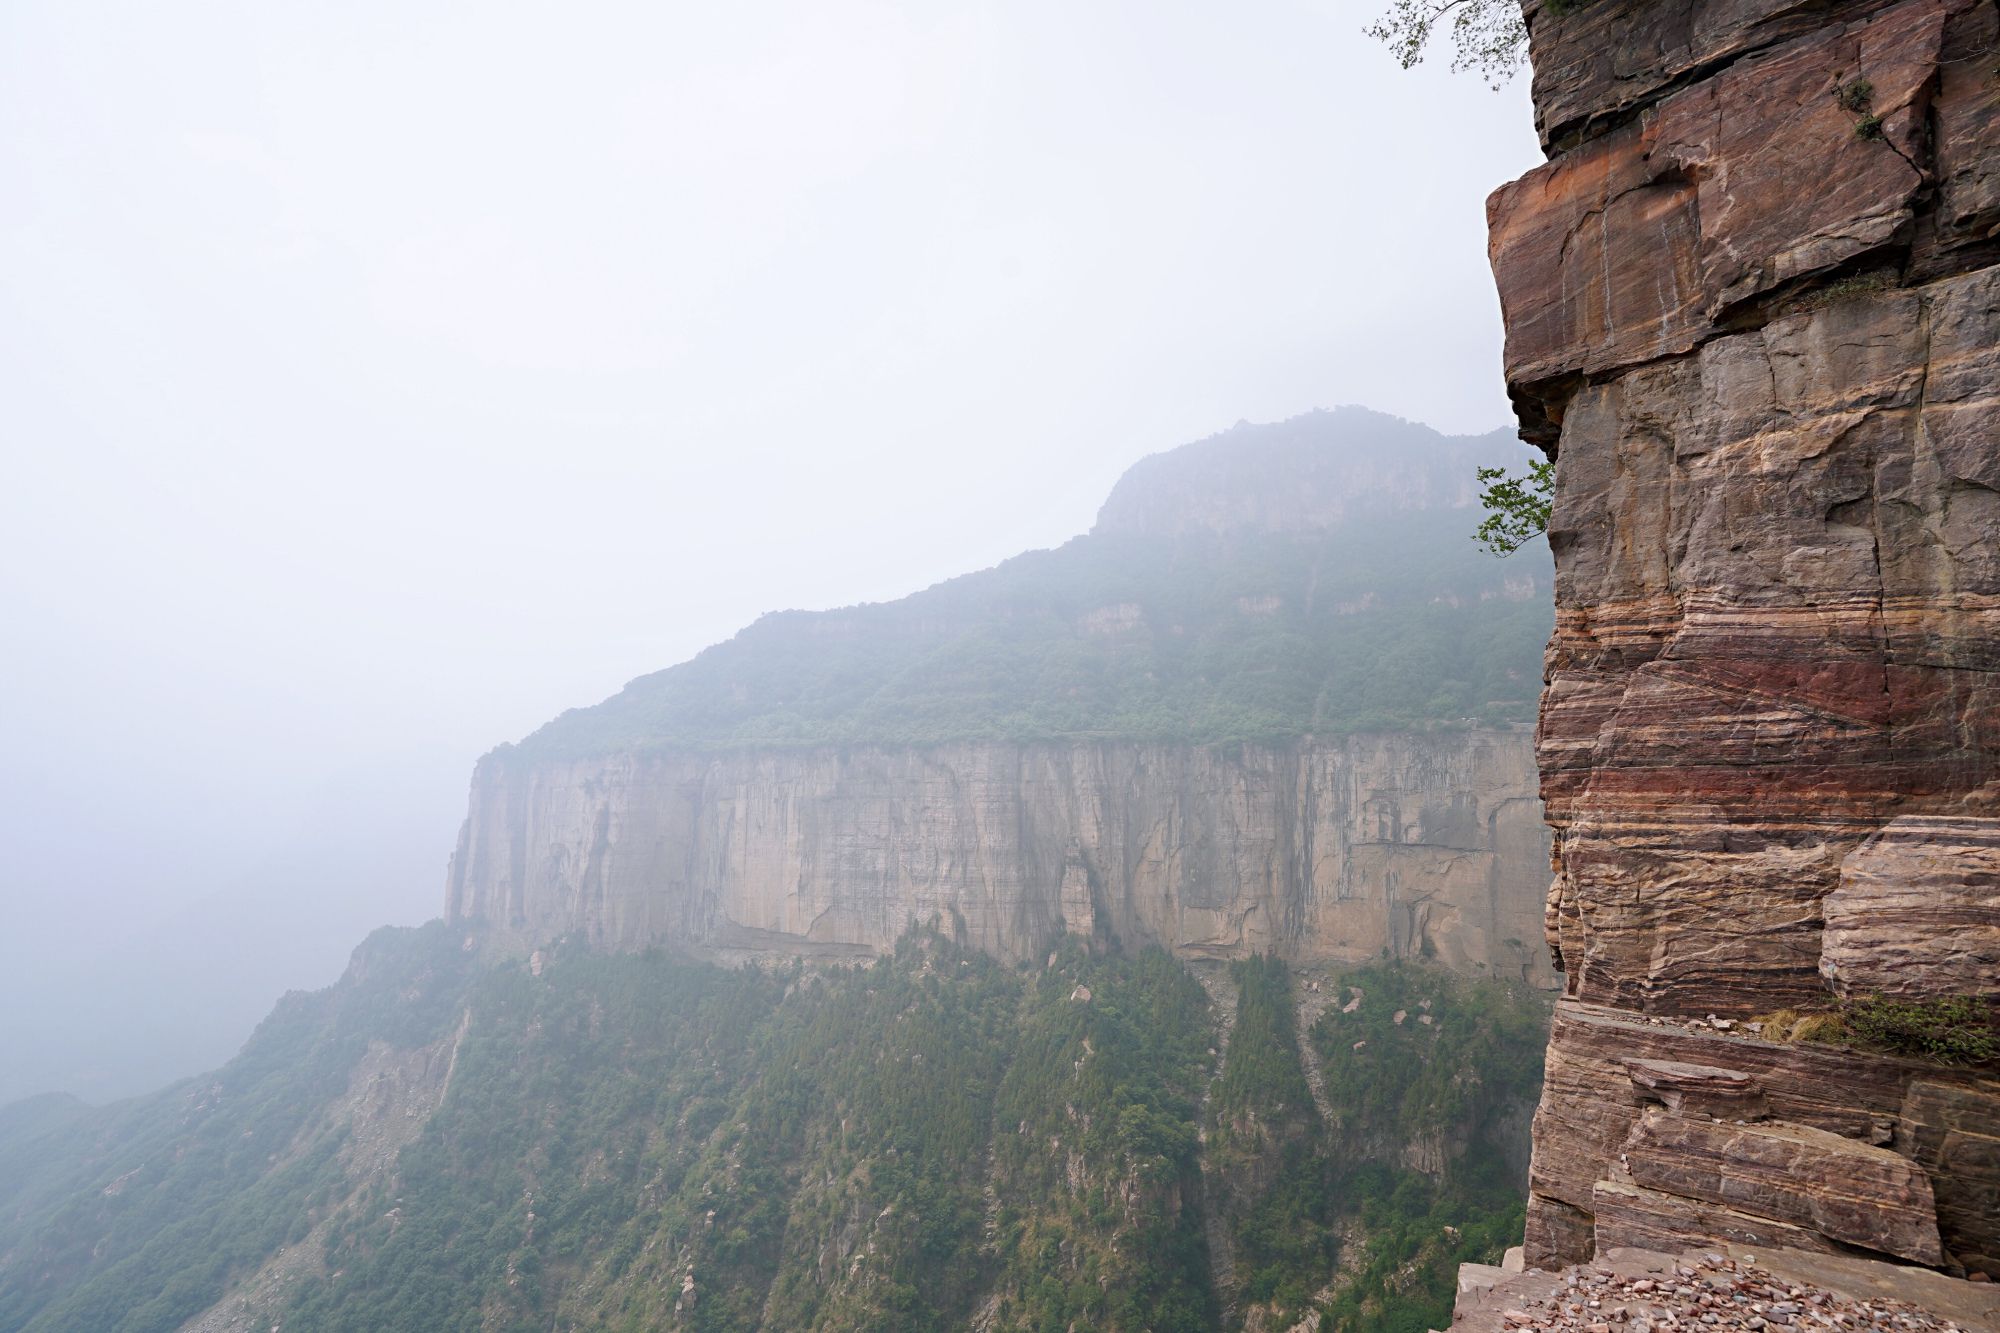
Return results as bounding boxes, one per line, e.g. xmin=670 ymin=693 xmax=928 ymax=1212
xmin=0 ymin=1 xmax=1537 ymax=1105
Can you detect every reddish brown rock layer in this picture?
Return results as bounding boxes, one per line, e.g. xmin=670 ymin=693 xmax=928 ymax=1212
xmin=1494 ymin=0 xmax=1950 ymax=392
xmin=1491 ymin=0 xmax=2000 ymax=1278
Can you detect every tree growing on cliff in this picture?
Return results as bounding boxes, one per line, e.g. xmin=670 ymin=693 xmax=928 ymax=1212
xmin=1472 ymin=459 xmax=1553 ymax=557
xmin=1367 ymin=0 xmax=1526 ymax=85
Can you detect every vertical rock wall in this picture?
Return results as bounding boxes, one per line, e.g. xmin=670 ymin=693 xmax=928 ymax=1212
xmin=446 ymin=734 xmax=1556 ymax=983
xmin=1491 ymin=0 xmax=2000 ymax=1274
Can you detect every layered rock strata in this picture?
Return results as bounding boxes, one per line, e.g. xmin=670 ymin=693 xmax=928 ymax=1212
xmin=1491 ymin=0 xmax=2000 ymax=1278
xmin=446 ymin=732 xmax=1557 ymax=981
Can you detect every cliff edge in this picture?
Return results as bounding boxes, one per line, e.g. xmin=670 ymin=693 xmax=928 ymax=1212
xmin=1488 ymin=0 xmax=2000 ymax=1279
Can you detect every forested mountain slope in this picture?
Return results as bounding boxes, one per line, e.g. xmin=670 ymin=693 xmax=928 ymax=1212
xmin=0 ymin=926 xmax=1549 ymax=1333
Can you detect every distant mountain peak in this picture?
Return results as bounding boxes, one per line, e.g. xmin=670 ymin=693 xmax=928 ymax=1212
xmin=1092 ymin=406 xmax=1524 ymax=539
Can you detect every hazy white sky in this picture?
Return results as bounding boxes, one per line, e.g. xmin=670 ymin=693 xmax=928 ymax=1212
xmin=0 ymin=1 xmax=1537 ymax=1101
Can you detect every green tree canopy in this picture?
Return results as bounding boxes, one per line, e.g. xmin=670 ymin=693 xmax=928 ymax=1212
xmin=1367 ymin=0 xmax=1527 ymax=85
xmin=1472 ymin=460 xmax=1553 ymax=557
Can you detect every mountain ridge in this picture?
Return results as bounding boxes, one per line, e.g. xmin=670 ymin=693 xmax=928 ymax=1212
xmin=501 ymin=406 xmax=1546 ymax=761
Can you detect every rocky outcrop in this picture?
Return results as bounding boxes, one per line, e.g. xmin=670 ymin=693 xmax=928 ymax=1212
xmin=1489 ymin=0 xmax=2000 ymax=1279
xmin=1493 ymin=0 xmax=1956 ymax=395
xmin=1621 ymin=1111 xmax=1942 ymax=1265
xmin=1621 ymin=1060 xmax=1770 ymax=1122
xmin=1525 ymin=1004 xmax=2000 ymax=1273
xmin=446 ymin=732 xmax=1557 ymax=980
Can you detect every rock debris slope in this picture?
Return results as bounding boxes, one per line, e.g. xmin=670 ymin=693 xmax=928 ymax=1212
xmin=1486 ymin=0 xmax=2000 ymax=1280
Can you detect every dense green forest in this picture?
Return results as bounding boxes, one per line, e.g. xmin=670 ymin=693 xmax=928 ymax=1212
xmin=1208 ymin=956 xmax=1339 ymax=1325
xmin=1309 ymin=964 xmax=1550 ymax=1333
xmin=0 ymin=928 xmax=1550 ymax=1333
xmin=509 ymin=415 xmax=1551 ymax=758
xmin=516 ymin=519 xmax=1549 ymax=756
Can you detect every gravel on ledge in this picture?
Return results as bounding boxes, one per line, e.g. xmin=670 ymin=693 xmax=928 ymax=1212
xmin=1450 ymin=1247 xmax=2000 ymax=1333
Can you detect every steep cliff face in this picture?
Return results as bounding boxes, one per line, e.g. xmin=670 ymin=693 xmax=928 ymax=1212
xmin=447 ymin=733 xmax=1556 ymax=982
xmin=1491 ymin=0 xmax=2000 ymax=1277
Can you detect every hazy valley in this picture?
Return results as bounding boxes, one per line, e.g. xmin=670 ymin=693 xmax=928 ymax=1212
xmin=0 ymin=410 xmax=1561 ymax=1333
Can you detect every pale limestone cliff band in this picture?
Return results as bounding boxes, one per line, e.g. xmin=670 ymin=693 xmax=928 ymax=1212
xmin=446 ymin=732 xmax=1557 ymax=983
